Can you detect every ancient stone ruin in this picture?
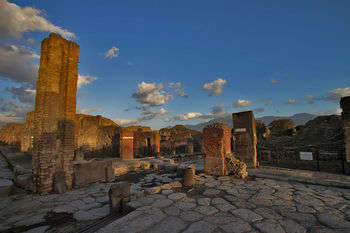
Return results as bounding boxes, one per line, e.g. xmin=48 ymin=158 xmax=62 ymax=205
xmin=232 ymin=111 xmax=258 ymax=168
xmin=31 ymin=33 xmax=79 ymax=194
xmin=341 ymin=96 xmax=350 ymax=163
xmin=202 ymin=123 xmax=231 ymax=175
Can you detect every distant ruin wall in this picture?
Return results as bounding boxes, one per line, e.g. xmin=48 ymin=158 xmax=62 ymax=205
xmin=32 ymin=33 xmax=79 ymax=194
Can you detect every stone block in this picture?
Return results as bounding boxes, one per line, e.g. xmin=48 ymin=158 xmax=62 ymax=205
xmin=109 ymin=182 xmax=130 ymax=213
xmin=53 ymin=171 xmax=67 ymax=194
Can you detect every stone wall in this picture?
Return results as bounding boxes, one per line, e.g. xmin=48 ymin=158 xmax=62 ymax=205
xmin=133 ymin=130 xmax=160 ymax=157
xmin=232 ymin=111 xmax=257 ymax=168
xmin=119 ymin=130 xmax=134 ymax=161
xmin=32 ymin=33 xmax=79 ymax=194
xmin=341 ymin=96 xmax=350 ymax=163
xmin=159 ymin=125 xmax=202 ymax=155
xmin=21 ymin=111 xmax=35 ymax=152
xmin=203 ymin=123 xmax=231 ymax=175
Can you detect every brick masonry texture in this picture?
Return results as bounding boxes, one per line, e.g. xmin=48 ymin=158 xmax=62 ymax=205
xmin=232 ymin=111 xmax=257 ymax=168
xmin=119 ymin=130 xmax=134 ymax=161
xmin=203 ymin=123 xmax=231 ymax=175
xmin=31 ymin=33 xmax=79 ymax=194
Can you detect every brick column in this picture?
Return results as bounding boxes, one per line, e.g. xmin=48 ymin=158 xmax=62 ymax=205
xmin=340 ymin=96 xmax=350 ymax=163
xmin=232 ymin=111 xmax=257 ymax=168
xmin=120 ymin=131 xmax=134 ymax=161
xmin=32 ymin=33 xmax=79 ymax=194
xmin=203 ymin=123 xmax=231 ymax=175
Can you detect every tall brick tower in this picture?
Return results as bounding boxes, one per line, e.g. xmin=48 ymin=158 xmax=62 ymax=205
xmin=32 ymin=33 xmax=79 ymax=194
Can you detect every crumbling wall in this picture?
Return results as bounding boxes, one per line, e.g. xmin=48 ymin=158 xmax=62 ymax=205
xmin=133 ymin=130 xmax=160 ymax=157
xmin=159 ymin=125 xmax=202 ymax=155
xmin=203 ymin=123 xmax=231 ymax=175
xmin=21 ymin=111 xmax=35 ymax=152
xmin=32 ymin=33 xmax=79 ymax=194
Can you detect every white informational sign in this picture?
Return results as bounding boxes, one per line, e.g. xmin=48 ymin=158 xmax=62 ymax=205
xmin=299 ymin=152 xmax=313 ymax=161
xmin=235 ymin=128 xmax=246 ymax=133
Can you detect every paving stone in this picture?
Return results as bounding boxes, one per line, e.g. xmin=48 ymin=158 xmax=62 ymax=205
xmin=96 ymin=195 xmax=109 ymax=203
xmin=195 ymin=206 xmax=219 ymax=216
xmin=317 ymin=213 xmax=350 ymax=229
xmin=183 ymin=220 xmax=217 ymax=233
xmin=145 ymin=186 xmax=161 ymax=194
xmin=127 ymin=200 xmax=143 ymax=209
xmin=163 ymin=205 xmax=181 ymax=216
xmin=254 ymin=208 xmax=282 ymax=220
xmin=152 ymin=198 xmax=173 ymax=208
xmin=254 ymin=219 xmax=285 ymax=233
xmin=162 ymin=189 xmax=173 ymax=195
xmin=198 ymin=198 xmax=211 ymax=206
xmin=14 ymin=213 xmax=45 ymax=227
xmin=212 ymin=198 xmax=229 ymax=205
xmin=148 ymin=216 xmax=187 ymax=233
xmin=138 ymin=196 xmax=155 ymax=205
xmin=23 ymin=226 xmax=49 ymax=233
xmin=203 ymin=189 xmax=221 ymax=196
xmin=220 ymin=220 xmax=252 ymax=233
xmin=204 ymin=212 xmax=240 ymax=225
xmin=175 ymin=200 xmax=197 ymax=211
xmin=53 ymin=204 xmax=78 ymax=213
xmin=97 ymin=207 xmax=166 ymax=233
xmin=230 ymin=208 xmax=263 ymax=222
xmin=215 ymin=203 xmax=236 ymax=212
xmin=74 ymin=205 xmax=110 ymax=221
xmin=296 ymin=203 xmax=316 ymax=214
xmin=180 ymin=211 xmax=204 ymax=222
xmin=279 ymin=219 xmax=307 ymax=233
xmin=168 ymin=193 xmax=187 ymax=201
xmin=83 ymin=197 xmax=95 ymax=204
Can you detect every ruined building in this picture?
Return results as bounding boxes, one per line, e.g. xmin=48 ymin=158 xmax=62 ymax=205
xmin=31 ymin=33 xmax=79 ymax=194
xmin=159 ymin=125 xmax=202 ymax=155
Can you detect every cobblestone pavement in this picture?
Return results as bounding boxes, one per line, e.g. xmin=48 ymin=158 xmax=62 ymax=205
xmin=100 ymin=174 xmax=350 ymax=233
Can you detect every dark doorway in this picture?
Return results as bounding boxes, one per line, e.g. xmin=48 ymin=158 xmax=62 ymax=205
xmin=147 ymin=138 xmax=151 ymax=154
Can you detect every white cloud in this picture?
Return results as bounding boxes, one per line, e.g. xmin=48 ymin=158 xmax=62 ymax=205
xmin=270 ymin=78 xmax=278 ymax=84
xmin=254 ymin=107 xmax=265 ymax=113
xmin=174 ymin=112 xmax=204 ymax=121
xmin=6 ymin=86 xmax=36 ymax=104
xmin=0 ymin=99 xmax=33 ymax=125
xmin=174 ymin=89 xmax=188 ymax=98
xmin=105 ymin=46 xmax=120 ymax=59
xmin=203 ymin=78 xmax=227 ymax=96
xmin=168 ymin=82 xmax=181 ymax=88
xmin=0 ymin=0 xmax=75 ymax=39
xmin=0 ymin=44 xmax=39 ymax=84
xmin=287 ymin=99 xmax=296 ymax=104
xmin=77 ymin=107 xmax=103 ymax=114
xmin=305 ymin=88 xmax=350 ymax=103
xmin=138 ymin=107 xmax=170 ymax=122
xmin=233 ymin=99 xmax=252 ymax=108
xmin=212 ymin=103 xmax=225 ymax=116
xmin=132 ymin=82 xmax=170 ymax=107
xmin=312 ymin=109 xmax=342 ymax=116
xmin=77 ymin=75 xmax=98 ymax=89
xmin=112 ymin=118 xmax=139 ymax=126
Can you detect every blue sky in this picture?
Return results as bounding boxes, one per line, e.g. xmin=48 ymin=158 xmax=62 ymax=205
xmin=0 ymin=0 xmax=349 ymax=129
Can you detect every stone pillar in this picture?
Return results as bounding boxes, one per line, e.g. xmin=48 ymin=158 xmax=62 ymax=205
xmin=120 ymin=130 xmax=134 ymax=161
xmin=21 ymin=111 xmax=34 ymax=152
xmin=340 ymin=96 xmax=350 ymax=163
xmin=232 ymin=111 xmax=257 ymax=168
xmin=151 ymin=131 xmax=160 ymax=154
xmin=203 ymin=123 xmax=231 ymax=175
xmin=32 ymin=33 xmax=79 ymax=194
